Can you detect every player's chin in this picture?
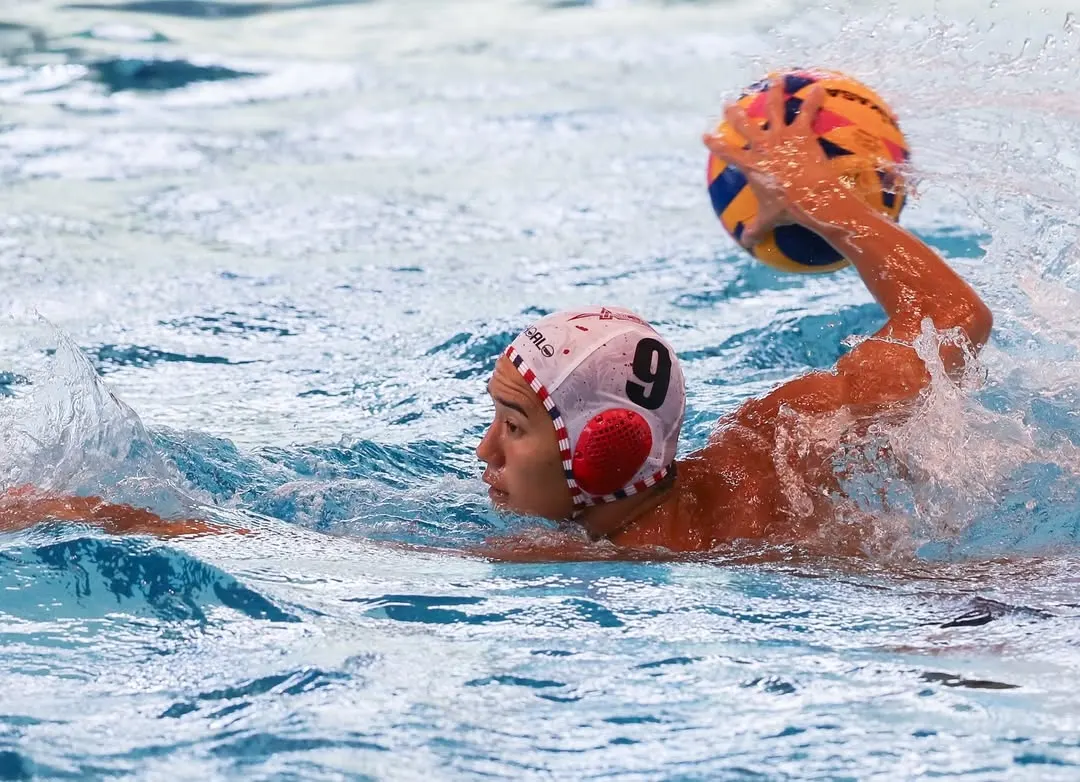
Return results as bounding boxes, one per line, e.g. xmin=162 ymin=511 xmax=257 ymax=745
xmin=487 ymin=485 xmax=512 ymax=510
xmin=488 ymin=489 xmax=550 ymax=520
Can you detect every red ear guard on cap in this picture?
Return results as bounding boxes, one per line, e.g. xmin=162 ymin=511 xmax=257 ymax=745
xmin=571 ymin=408 xmax=653 ymax=497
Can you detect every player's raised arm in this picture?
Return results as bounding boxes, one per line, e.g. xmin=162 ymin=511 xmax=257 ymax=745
xmin=702 ymin=79 xmax=992 ymax=430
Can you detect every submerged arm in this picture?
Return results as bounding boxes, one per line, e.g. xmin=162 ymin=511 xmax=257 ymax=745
xmin=0 ymin=487 xmax=222 ymax=538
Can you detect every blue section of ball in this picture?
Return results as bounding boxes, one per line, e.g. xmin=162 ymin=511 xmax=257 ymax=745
xmin=783 ymin=73 xmax=817 ymax=94
xmin=784 ymin=96 xmax=803 ymax=125
xmin=773 ymin=224 xmax=843 ymax=267
xmin=817 ymin=138 xmax=854 ymax=159
xmin=708 ymin=164 xmax=747 ymax=217
xmin=878 ymin=169 xmax=897 ymax=209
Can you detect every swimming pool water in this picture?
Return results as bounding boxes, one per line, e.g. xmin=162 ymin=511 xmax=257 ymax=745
xmin=1 ymin=0 xmax=1080 ymax=778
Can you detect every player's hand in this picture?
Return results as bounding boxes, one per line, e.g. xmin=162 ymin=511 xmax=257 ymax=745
xmin=703 ymin=79 xmax=857 ymax=247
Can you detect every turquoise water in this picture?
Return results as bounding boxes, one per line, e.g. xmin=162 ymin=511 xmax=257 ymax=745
xmin=2 ymin=0 xmax=1080 ymax=778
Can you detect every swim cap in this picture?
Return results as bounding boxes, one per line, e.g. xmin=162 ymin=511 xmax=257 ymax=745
xmin=505 ymin=306 xmax=685 ymax=507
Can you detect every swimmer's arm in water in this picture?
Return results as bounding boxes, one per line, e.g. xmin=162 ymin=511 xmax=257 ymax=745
xmin=701 ymin=79 xmax=992 ymax=430
xmin=0 ymin=487 xmax=222 ymax=538
xmin=463 ymin=529 xmax=680 ymax=562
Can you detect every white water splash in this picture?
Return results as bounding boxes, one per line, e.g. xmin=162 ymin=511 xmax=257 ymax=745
xmin=786 ymin=320 xmax=1080 ymax=558
xmin=0 ymin=317 xmax=200 ymax=516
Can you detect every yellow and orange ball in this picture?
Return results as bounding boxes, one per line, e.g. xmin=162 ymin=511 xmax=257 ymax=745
xmin=707 ymin=69 xmax=910 ymax=273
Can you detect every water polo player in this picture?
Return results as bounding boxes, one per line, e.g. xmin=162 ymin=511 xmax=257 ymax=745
xmin=0 ymin=79 xmax=992 ymax=553
xmin=475 ymin=80 xmax=992 ymax=554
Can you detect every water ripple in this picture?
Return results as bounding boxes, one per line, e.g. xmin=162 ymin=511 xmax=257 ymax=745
xmin=91 ymin=58 xmax=258 ymax=93
xmin=0 ymin=538 xmax=298 ymax=624
xmin=88 ymin=344 xmax=250 ymax=373
xmin=62 ymin=0 xmax=372 ymax=18
xmin=161 ymin=668 xmax=348 ymax=719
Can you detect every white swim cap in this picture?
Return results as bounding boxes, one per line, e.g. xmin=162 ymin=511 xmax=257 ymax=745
xmin=505 ymin=306 xmax=686 ymax=507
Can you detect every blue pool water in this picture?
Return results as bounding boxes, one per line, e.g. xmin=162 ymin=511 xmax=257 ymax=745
xmin=2 ymin=0 xmax=1080 ymax=778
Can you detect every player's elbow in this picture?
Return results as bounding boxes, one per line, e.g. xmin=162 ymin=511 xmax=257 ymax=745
xmin=928 ymin=296 xmax=992 ymax=382
xmin=960 ymin=296 xmax=993 ymax=351
xmin=930 ymin=293 xmax=993 ymax=353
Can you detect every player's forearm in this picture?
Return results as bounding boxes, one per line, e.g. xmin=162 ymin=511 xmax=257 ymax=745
xmin=0 ymin=490 xmax=222 ymax=537
xmin=807 ymin=198 xmax=992 ymax=348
